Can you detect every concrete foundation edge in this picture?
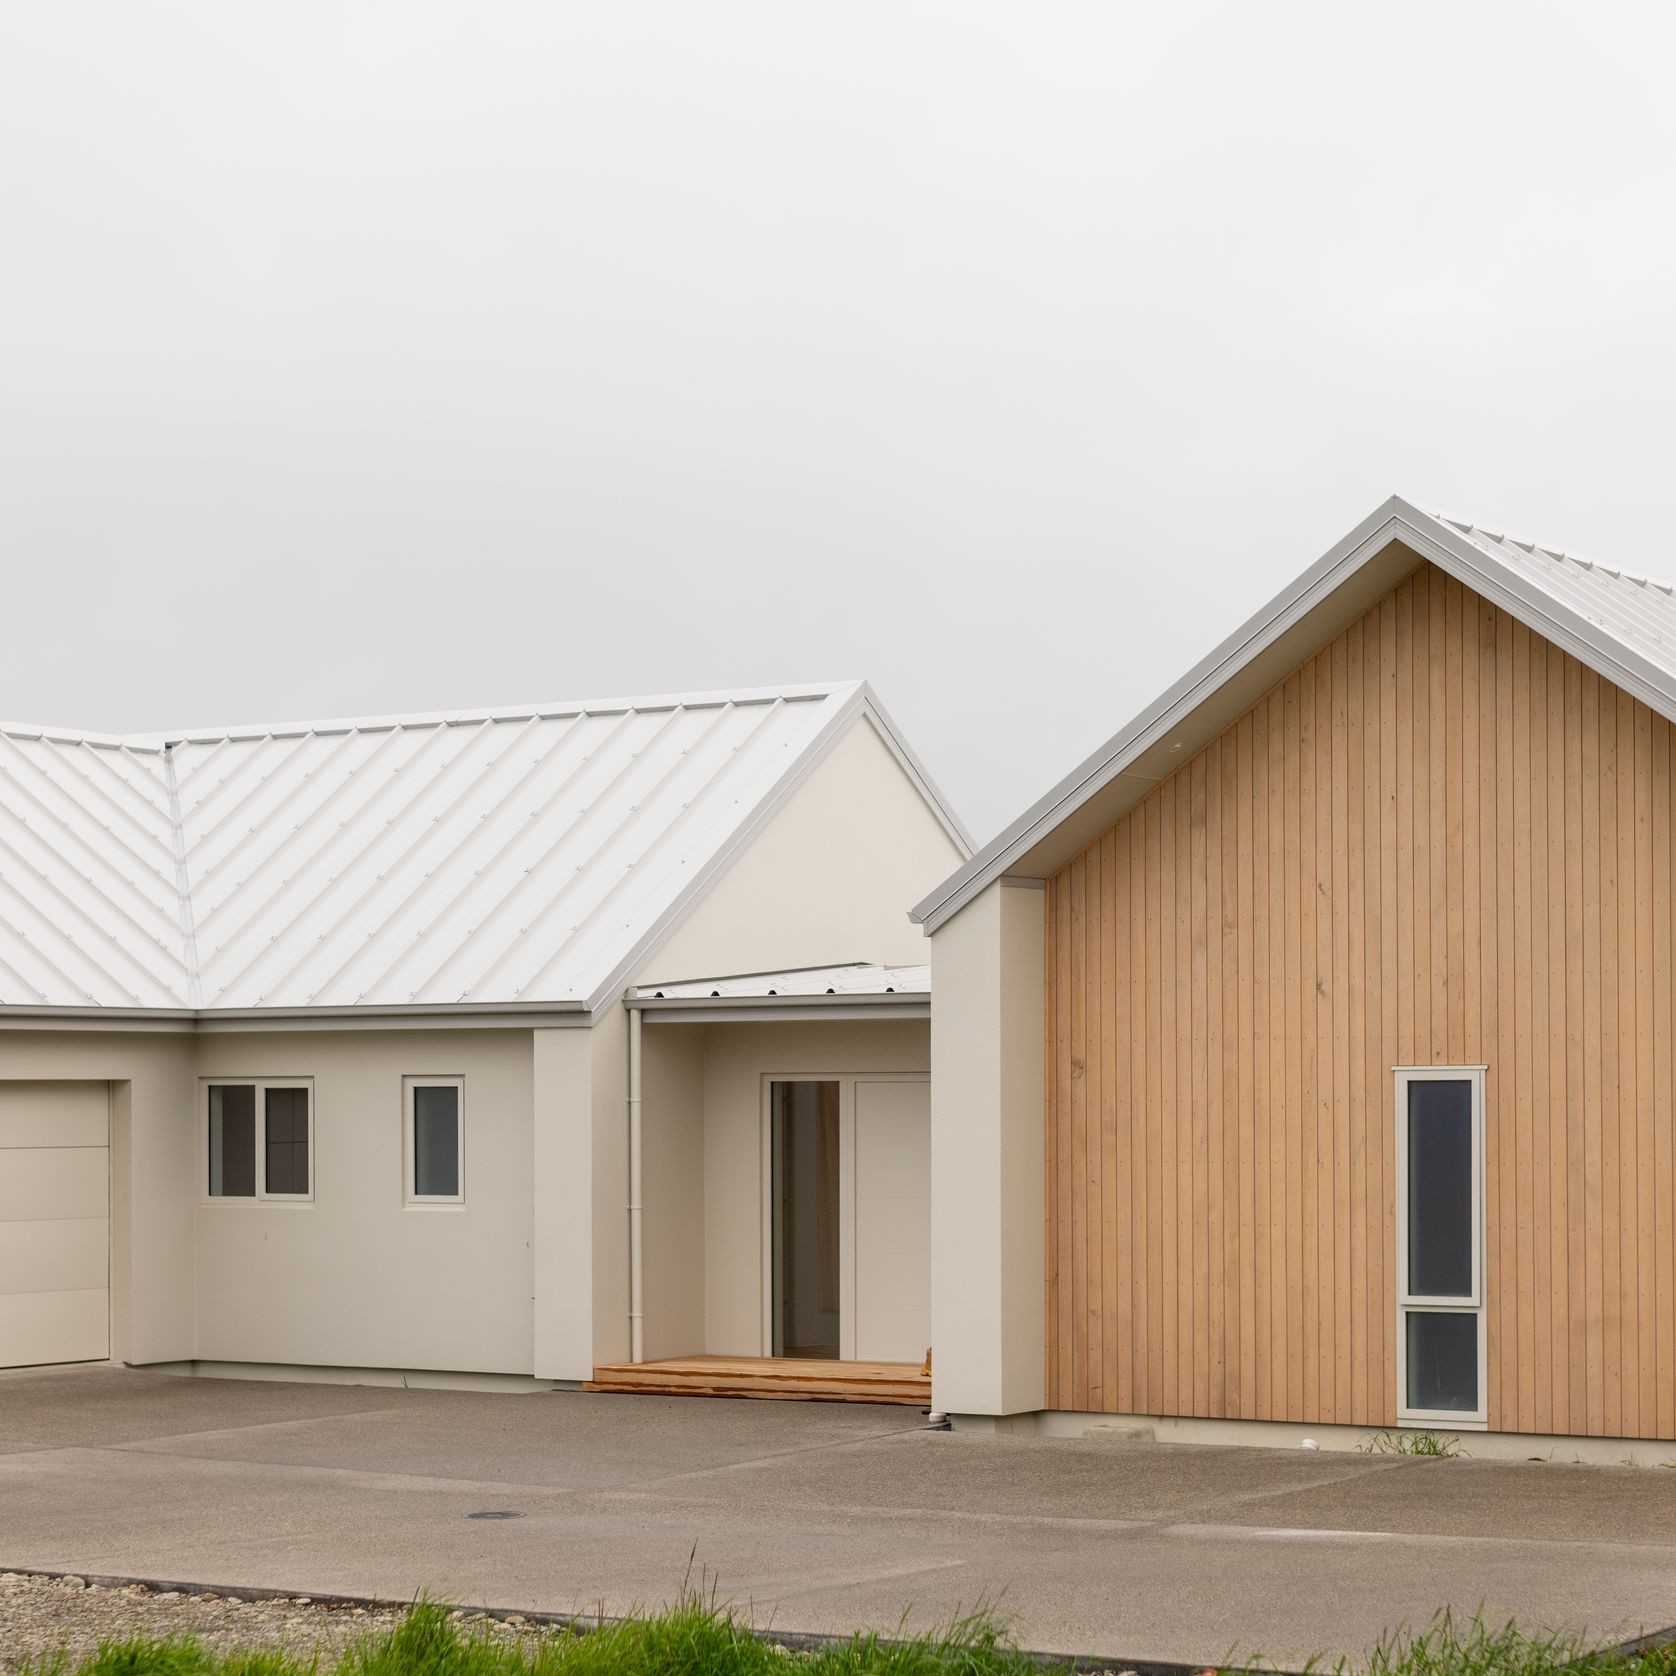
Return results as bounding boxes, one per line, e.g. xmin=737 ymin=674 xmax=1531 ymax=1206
xmin=948 ymin=1408 xmax=1676 ymax=1465
xmin=136 ymin=1360 xmax=573 ymax=1395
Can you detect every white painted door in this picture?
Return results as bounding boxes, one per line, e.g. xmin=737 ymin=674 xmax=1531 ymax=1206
xmin=851 ymin=1078 xmax=930 ymax=1363
xmin=0 ymin=1083 xmax=109 ymax=1369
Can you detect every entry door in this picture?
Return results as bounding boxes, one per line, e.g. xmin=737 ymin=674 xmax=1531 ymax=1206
xmin=766 ymin=1076 xmax=930 ymax=1363
xmin=0 ymin=1082 xmax=110 ymax=1369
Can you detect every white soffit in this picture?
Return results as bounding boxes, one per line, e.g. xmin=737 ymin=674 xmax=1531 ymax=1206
xmin=913 ymin=494 xmax=1676 ymax=934
xmin=0 ymin=682 xmax=966 ymax=1016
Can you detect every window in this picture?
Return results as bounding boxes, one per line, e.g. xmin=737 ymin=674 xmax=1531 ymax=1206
xmin=1395 ymin=1067 xmax=1485 ymax=1427
xmin=205 ymin=1081 xmax=313 ymax=1201
xmin=404 ymin=1077 xmax=463 ymax=1204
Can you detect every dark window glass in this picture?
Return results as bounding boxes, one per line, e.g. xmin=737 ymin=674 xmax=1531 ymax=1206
xmin=264 ymin=1087 xmax=310 ymax=1195
xmin=208 ymin=1084 xmax=256 ymax=1197
xmin=413 ymin=1085 xmax=460 ymax=1198
xmin=1406 ymin=1310 xmax=1478 ymax=1412
xmin=770 ymin=1080 xmax=840 ymax=1358
xmin=1408 ymin=1079 xmax=1473 ymax=1297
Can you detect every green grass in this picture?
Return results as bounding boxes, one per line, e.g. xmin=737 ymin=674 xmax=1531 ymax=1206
xmin=18 ymin=1597 xmax=1676 ymax=1676
xmin=18 ymin=1595 xmax=1046 ymax=1676
xmin=1357 ymin=1429 xmax=1464 ymax=1458
xmin=1339 ymin=1609 xmax=1676 ymax=1676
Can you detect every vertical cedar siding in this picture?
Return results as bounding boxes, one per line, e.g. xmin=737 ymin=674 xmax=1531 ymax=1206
xmin=1043 ymin=560 xmax=1676 ymax=1437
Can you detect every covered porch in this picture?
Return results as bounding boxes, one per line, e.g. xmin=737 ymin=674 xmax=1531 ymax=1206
xmin=608 ymin=965 xmax=933 ymax=1404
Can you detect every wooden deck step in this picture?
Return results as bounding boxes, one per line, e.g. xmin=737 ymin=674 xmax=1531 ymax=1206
xmin=586 ymin=1356 xmax=931 ymax=1406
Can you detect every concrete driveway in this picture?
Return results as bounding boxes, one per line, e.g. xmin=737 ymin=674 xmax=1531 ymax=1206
xmin=2 ymin=1367 xmax=1674 ymax=1670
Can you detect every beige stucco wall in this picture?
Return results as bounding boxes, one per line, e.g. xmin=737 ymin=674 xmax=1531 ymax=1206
xmin=588 ymin=1003 xmax=630 ymax=1370
xmin=696 ymin=1018 xmax=931 ymax=1356
xmin=0 ymin=714 xmax=965 ymax=1387
xmin=531 ymin=1024 xmax=590 ymax=1379
xmin=929 ymin=879 xmax=1045 ymax=1416
xmin=192 ymin=1029 xmax=536 ymax=1375
xmin=0 ymin=1031 xmax=196 ymax=1366
xmin=640 ymin=716 xmax=964 ymax=986
xmin=640 ymin=1022 xmax=706 ymax=1360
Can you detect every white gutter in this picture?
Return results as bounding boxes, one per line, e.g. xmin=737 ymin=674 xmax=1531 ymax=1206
xmin=627 ymin=1004 xmax=644 ymax=1365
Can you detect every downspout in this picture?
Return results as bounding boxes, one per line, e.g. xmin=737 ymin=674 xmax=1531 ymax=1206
xmin=627 ymin=1005 xmax=644 ymax=1364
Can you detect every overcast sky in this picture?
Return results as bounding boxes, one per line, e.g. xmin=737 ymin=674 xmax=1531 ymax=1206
xmin=3 ymin=5 xmax=1672 ymax=842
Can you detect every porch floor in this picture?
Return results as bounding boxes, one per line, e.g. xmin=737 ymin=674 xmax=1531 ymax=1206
xmin=585 ymin=1355 xmax=930 ymax=1406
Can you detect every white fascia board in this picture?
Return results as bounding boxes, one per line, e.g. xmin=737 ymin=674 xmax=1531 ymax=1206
xmin=913 ymin=493 xmax=1676 ymax=936
xmin=855 ymin=685 xmax=975 ymax=857
xmin=633 ymin=997 xmax=930 ymax=1024
xmin=0 ymin=1001 xmax=590 ymax=1033
xmin=0 ymin=1009 xmax=199 ymax=1034
xmin=191 ymin=1008 xmax=591 ymax=1033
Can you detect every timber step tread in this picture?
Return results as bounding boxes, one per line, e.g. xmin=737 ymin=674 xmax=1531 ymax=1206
xmin=586 ymin=1356 xmax=930 ymax=1406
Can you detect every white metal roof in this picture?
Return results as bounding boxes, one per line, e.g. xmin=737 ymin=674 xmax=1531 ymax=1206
xmin=0 ymin=681 xmax=967 ymax=1018
xmin=914 ymin=495 xmax=1676 ymax=933
xmin=630 ymin=962 xmax=928 ymax=1000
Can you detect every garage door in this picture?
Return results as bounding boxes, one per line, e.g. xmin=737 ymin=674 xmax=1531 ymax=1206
xmin=0 ymin=1082 xmax=109 ymax=1369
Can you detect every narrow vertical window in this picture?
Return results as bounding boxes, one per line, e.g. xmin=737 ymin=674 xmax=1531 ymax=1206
xmin=405 ymin=1078 xmax=464 ymax=1203
xmin=1396 ymin=1068 xmax=1485 ymax=1425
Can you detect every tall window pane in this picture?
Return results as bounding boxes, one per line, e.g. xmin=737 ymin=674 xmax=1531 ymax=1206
xmin=264 ymin=1086 xmax=310 ymax=1195
xmin=1406 ymin=1311 xmax=1478 ymax=1412
xmin=208 ymin=1084 xmax=256 ymax=1197
xmin=413 ymin=1085 xmax=460 ymax=1198
xmin=1407 ymin=1079 xmax=1473 ymax=1296
xmin=770 ymin=1080 xmax=840 ymax=1358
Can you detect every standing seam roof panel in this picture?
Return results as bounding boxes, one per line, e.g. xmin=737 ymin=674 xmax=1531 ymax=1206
xmin=0 ymin=682 xmax=893 ymax=1012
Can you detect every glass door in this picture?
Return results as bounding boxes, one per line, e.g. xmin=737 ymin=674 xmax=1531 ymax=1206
xmin=770 ymin=1081 xmax=840 ymax=1358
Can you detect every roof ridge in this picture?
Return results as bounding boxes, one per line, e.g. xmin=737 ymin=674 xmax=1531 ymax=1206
xmin=0 ymin=681 xmax=865 ymax=751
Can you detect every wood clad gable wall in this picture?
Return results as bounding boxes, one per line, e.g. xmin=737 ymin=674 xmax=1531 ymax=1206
xmin=1044 ymin=559 xmax=1676 ymax=1438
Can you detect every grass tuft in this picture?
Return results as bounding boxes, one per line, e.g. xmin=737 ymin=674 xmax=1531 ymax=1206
xmin=1358 ymin=1430 xmax=1464 ymax=1459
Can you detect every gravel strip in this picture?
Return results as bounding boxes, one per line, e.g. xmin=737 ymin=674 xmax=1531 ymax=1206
xmin=0 ymin=1570 xmax=550 ymax=1669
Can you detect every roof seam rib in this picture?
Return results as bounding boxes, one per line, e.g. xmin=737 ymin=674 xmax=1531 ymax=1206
xmin=0 ymin=678 xmax=965 ymax=1013
xmin=163 ymin=745 xmax=202 ymax=1007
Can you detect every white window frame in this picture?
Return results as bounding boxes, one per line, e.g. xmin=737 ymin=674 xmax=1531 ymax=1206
xmin=201 ymin=1078 xmax=315 ymax=1204
xmin=403 ymin=1076 xmax=465 ymax=1206
xmin=1394 ymin=1065 xmax=1486 ymax=1429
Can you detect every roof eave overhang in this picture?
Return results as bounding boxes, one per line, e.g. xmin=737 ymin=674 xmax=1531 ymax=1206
xmin=0 ymin=1000 xmax=592 ymax=1034
xmin=626 ymin=993 xmax=929 ymax=1024
xmin=912 ymin=494 xmax=1676 ymax=934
